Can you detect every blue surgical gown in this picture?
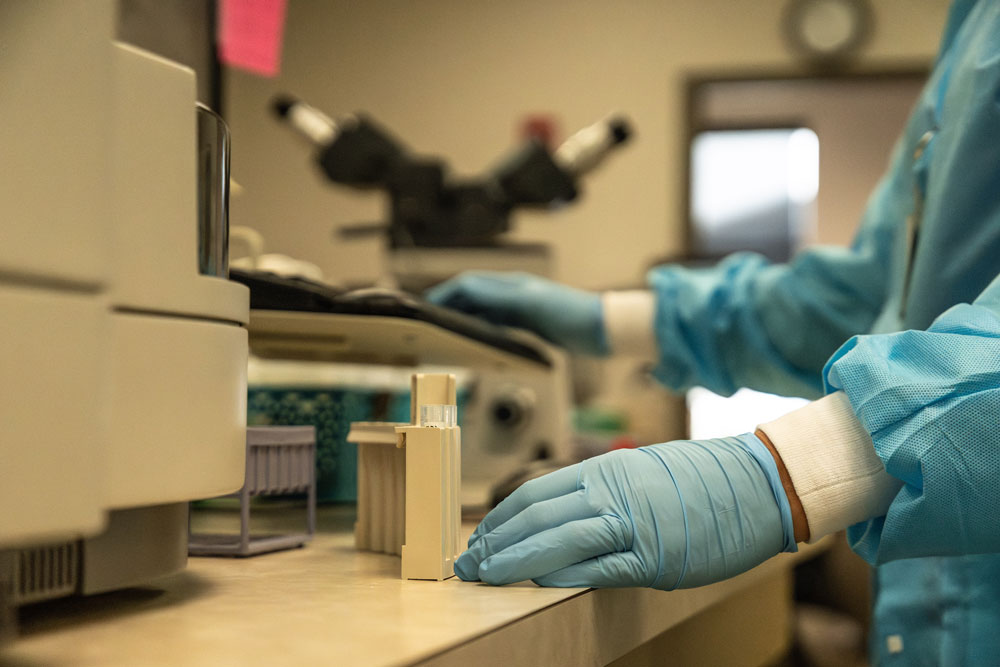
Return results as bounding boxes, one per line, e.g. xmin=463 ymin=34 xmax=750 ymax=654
xmin=647 ymin=0 xmax=1000 ymax=663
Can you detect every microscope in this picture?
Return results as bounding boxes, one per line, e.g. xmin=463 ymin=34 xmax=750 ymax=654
xmin=273 ymin=95 xmax=632 ymax=289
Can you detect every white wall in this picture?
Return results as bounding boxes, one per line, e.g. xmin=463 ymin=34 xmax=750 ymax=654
xmin=226 ymin=0 xmax=949 ymax=290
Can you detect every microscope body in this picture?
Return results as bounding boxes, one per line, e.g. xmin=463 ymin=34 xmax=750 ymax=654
xmin=315 ymin=115 xmax=579 ymax=248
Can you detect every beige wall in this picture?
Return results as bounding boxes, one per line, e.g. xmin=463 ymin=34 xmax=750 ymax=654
xmin=226 ymin=0 xmax=949 ymax=290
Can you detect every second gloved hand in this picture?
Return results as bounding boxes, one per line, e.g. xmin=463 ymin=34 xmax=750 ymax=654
xmin=425 ymin=271 xmax=609 ymax=355
xmin=455 ymin=434 xmax=797 ymax=589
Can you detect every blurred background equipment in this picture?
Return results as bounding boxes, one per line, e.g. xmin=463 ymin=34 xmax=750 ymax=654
xmin=274 ymin=95 xmax=630 ymax=248
xmin=225 ymin=100 xmax=634 ymax=506
xmin=273 ymin=95 xmax=631 ymax=291
xmin=237 ymin=275 xmax=573 ymax=508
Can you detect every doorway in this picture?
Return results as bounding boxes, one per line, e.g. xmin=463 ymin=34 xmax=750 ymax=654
xmin=683 ymin=70 xmax=927 ymax=439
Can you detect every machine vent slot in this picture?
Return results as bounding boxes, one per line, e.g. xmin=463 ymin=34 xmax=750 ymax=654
xmin=8 ymin=542 xmax=79 ymax=605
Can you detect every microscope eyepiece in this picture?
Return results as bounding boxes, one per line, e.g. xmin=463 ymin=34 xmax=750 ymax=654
xmin=271 ymin=94 xmax=298 ymax=119
xmin=554 ymin=115 xmax=634 ymax=176
xmin=609 ymin=117 xmax=631 ymax=145
xmin=272 ymin=94 xmax=337 ymax=146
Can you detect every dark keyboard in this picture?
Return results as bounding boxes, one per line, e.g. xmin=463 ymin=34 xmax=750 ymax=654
xmin=230 ymin=268 xmax=552 ymax=367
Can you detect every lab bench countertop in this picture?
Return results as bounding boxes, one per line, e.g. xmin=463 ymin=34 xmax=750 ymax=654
xmin=2 ymin=505 xmax=823 ymax=666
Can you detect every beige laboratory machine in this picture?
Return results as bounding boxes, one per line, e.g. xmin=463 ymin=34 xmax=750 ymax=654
xmin=0 ymin=1 xmax=248 ymax=618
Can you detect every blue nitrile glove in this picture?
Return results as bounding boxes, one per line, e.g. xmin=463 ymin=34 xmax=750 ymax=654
xmin=455 ymin=434 xmax=797 ymax=589
xmin=425 ymin=271 xmax=609 ymax=356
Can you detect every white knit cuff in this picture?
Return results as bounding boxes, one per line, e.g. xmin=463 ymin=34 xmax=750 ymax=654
xmin=601 ymin=291 xmax=657 ymax=359
xmin=758 ymin=392 xmax=902 ymax=543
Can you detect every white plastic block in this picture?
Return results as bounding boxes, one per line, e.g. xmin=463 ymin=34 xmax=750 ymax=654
xmin=348 ymin=422 xmax=405 ymax=556
xmin=349 ymin=424 xmax=401 ymax=554
xmin=348 ymin=373 xmax=462 ymax=580
xmin=397 ymin=424 xmax=461 ymax=580
xmin=400 ymin=373 xmax=461 ymax=580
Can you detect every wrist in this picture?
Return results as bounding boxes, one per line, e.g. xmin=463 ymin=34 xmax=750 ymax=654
xmin=755 ymin=428 xmax=810 ymax=543
xmin=600 ymin=291 xmax=657 ymax=359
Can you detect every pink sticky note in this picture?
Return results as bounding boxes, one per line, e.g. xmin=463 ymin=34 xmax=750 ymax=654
xmin=218 ymin=0 xmax=288 ymax=77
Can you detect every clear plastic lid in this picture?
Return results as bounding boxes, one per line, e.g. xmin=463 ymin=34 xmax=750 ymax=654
xmin=419 ymin=404 xmax=457 ymax=428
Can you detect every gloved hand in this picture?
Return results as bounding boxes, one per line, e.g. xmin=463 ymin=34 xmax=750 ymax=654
xmin=425 ymin=271 xmax=609 ymax=356
xmin=456 ymin=434 xmax=797 ymax=589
